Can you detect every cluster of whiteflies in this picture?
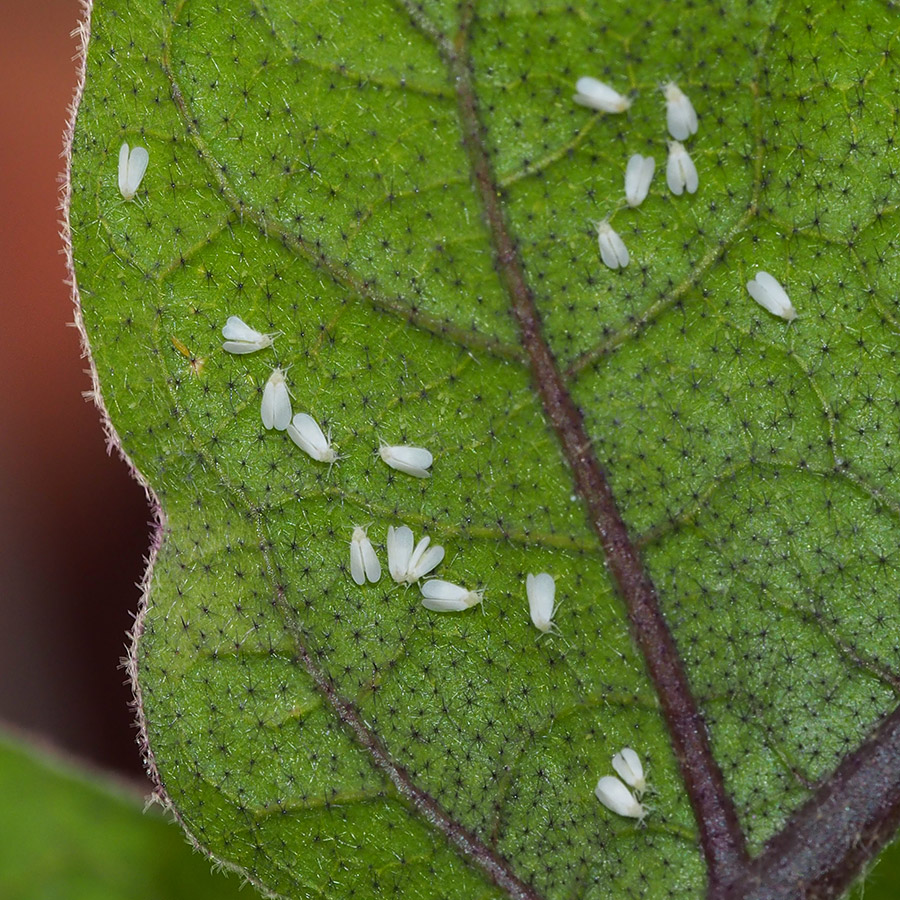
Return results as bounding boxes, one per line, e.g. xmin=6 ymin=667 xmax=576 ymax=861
xmin=354 ymin=528 xmax=563 ymax=623
xmin=595 ymin=747 xmax=649 ymax=822
xmin=351 ymin=525 xmax=482 ymax=612
xmin=574 ymin=78 xmax=699 ymax=273
xmin=113 ymin=106 xmax=789 ymax=677
xmin=222 ymin=315 xmax=434 ymax=471
xmin=355 ymin=523 xmax=562 ymax=629
xmin=212 ymin=301 xmax=653 ymax=817
xmin=118 ymin=95 xmax=794 ymax=322
xmin=573 ymin=82 xmax=797 ymax=322
xmin=220 ymin=315 xmax=563 ymax=630
xmin=107 ymin=77 xmax=707 ymax=818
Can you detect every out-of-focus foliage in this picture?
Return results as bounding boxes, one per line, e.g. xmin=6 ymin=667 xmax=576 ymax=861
xmin=0 ymin=731 xmax=246 ymax=899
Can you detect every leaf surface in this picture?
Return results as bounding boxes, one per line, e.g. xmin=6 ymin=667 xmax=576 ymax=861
xmin=69 ymin=0 xmax=900 ymax=897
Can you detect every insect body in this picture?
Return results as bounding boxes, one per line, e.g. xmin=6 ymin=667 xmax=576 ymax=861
xmin=379 ymin=444 xmax=433 ymax=478
xmin=573 ymin=77 xmax=632 ymax=113
xmin=526 ymin=572 xmax=559 ymax=634
xmin=666 ymin=141 xmax=699 ymax=195
xmin=221 ymin=316 xmax=276 ymax=354
xmin=118 ymin=142 xmax=149 ymax=200
xmin=387 ymin=526 xmax=444 ymax=584
xmin=261 ymin=368 xmax=291 ymax=431
xmin=420 ymin=579 xmax=483 ymax=612
xmin=612 ymin=747 xmax=647 ymax=795
xmin=287 ymin=413 xmax=338 ymax=464
xmin=349 ymin=527 xmax=381 ymax=585
xmin=596 ymin=221 xmax=630 ymax=270
xmin=746 ymin=271 xmax=797 ymax=322
xmin=594 ymin=775 xmax=646 ymax=821
xmin=663 ymin=82 xmax=698 ymax=140
xmin=624 ymin=154 xmax=655 ymax=207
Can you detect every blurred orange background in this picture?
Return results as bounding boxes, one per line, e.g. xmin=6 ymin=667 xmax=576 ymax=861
xmin=1 ymin=0 xmax=150 ymax=780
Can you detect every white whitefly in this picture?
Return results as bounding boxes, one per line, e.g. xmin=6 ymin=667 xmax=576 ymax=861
xmin=407 ymin=535 xmax=445 ymax=583
xmin=573 ymin=77 xmax=632 ymax=113
xmin=596 ymin=220 xmax=630 ymax=270
xmin=221 ymin=316 xmax=276 ymax=354
xmin=287 ymin=412 xmax=338 ymax=463
xmin=261 ymin=368 xmax=292 ymax=431
xmin=350 ymin=526 xmax=381 ymax=585
xmin=420 ymin=579 xmax=483 ymax=612
xmin=663 ymin=82 xmax=698 ymax=140
xmin=526 ymin=572 xmax=558 ymax=634
xmin=746 ymin=271 xmax=797 ymax=322
xmin=666 ymin=141 xmax=699 ymax=195
xmin=612 ymin=747 xmax=646 ymax=795
xmin=379 ymin=444 xmax=433 ymax=478
xmin=118 ymin=142 xmax=149 ymax=200
xmin=624 ymin=154 xmax=655 ymax=207
xmin=387 ymin=525 xmax=414 ymax=583
xmin=387 ymin=525 xmax=444 ymax=585
xmin=594 ymin=775 xmax=646 ymax=820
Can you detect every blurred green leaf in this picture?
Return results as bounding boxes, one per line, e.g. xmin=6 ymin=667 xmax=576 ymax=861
xmin=0 ymin=731 xmax=246 ymax=900
xmin=69 ymin=0 xmax=900 ymax=897
xmin=849 ymin=835 xmax=900 ymax=900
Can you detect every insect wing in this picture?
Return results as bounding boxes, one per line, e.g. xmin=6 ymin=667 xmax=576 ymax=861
xmin=350 ymin=537 xmax=366 ymax=585
xmin=118 ymin=142 xmax=131 ymax=197
xmin=361 ymin=536 xmax=381 ymax=583
xmin=387 ymin=525 xmax=414 ymax=582
xmin=127 ymin=146 xmax=149 ymax=195
xmin=526 ymin=572 xmax=556 ymax=630
xmin=381 ymin=445 xmax=433 ymax=477
xmin=594 ymin=776 xmax=643 ymax=818
xmin=409 ymin=543 xmax=444 ymax=581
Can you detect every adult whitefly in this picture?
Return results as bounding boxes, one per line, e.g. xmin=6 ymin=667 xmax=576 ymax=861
xmin=420 ymin=579 xmax=483 ymax=612
xmin=624 ymin=154 xmax=655 ymax=207
xmin=261 ymin=368 xmax=291 ymax=431
xmin=596 ymin=220 xmax=630 ymax=270
xmin=387 ymin=526 xmax=444 ymax=584
xmin=118 ymin=141 xmax=149 ymax=200
xmin=746 ymin=271 xmax=797 ymax=322
xmin=573 ymin=77 xmax=632 ymax=113
xmin=594 ymin=775 xmax=646 ymax=820
xmin=379 ymin=443 xmax=433 ymax=478
xmin=350 ymin=526 xmax=381 ymax=585
xmin=406 ymin=535 xmax=445 ymax=583
xmin=221 ymin=316 xmax=276 ymax=354
xmin=387 ymin=526 xmax=415 ymax=583
xmin=663 ymin=82 xmax=698 ymax=140
xmin=612 ymin=747 xmax=647 ymax=795
xmin=526 ymin=572 xmax=558 ymax=634
xmin=666 ymin=141 xmax=699 ymax=195
xmin=287 ymin=412 xmax=338 ymax=463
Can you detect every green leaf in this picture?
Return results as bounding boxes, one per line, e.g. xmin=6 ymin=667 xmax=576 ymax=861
xmin=68 ymin=0 xmax=900 ymax=897
xmin=0 ymin=730 xmax=246 ymax=899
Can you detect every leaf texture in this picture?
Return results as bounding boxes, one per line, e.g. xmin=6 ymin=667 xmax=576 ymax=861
xmin=68 ymin=0 xmax=900 ymax=897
